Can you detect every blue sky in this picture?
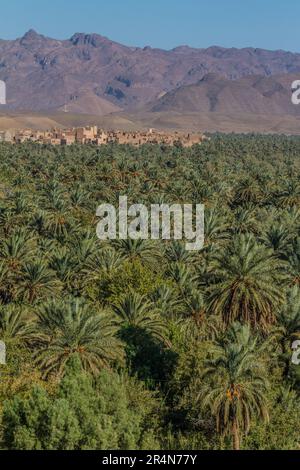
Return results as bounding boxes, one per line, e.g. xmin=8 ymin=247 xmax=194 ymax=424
xmin=0 ymin=0 xmax=298 ymax=52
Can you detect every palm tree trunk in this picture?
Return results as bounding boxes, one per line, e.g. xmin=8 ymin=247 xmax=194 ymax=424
xmin=29 ymin=288 xmax=35 ymax=304
xmin=281 ymin=339 xmax=290 ymax=378
xmin=232 ymin=418 xmax=240 ymax=451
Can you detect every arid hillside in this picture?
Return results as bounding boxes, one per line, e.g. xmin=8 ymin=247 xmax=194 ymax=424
xmin=0 ymin=30 xmax=300 ymax=113
xmin=149 ymin=73 xmax=300 ymax=116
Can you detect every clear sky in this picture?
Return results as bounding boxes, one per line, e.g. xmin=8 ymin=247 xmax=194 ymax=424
xmin=0 ymin=0 xmax=298 ymax=52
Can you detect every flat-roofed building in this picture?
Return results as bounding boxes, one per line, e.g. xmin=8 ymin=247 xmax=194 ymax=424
xmin=0 ymin=130 xmax=13 ymax=142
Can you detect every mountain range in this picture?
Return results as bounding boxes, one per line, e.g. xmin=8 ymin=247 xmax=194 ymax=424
xmin=0 ymin=30 xmax=300 ymax=133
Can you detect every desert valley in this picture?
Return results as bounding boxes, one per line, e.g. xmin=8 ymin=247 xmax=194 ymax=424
xmin=0 ymin=30 xmax=300 ymax=134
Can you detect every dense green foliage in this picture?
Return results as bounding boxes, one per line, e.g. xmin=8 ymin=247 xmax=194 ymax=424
xmin=0 ymin=135 xmax=300 ymax=450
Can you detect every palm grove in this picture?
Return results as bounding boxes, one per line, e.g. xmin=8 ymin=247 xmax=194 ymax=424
xmin=0 ymin=135 xmax=299 ymax=450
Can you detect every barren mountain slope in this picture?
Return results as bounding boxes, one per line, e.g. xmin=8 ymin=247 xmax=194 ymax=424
xmin=1 ymin=30 xmax=300 ymax=113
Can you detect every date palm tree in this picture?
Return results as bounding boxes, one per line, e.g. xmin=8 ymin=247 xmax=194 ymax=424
xmin=32 ymin=297 xmax=123 ymax=377
xmin=165 ymin=241 xmax=196 ymax=264
xmin=112 ymin=239 xmax=161 ymax=267
xmin=276 ymin=286 xmax=300 ymax=377
xmin=278 ymin=180 xmax=300 ymax=208
xmin=69 ymin=231 xmax=98 ymax=265
xmin=0 ymin=262 xmax=11 ymax=303
xmin=0 ymin=208 xmax=16 ymax=237
xmin=0 ymin=229 xmax=36 ymax=272
xmin=166 ymin=263 xmax=196 ymax=290
xmin=233 ymin=178 xmax=263 ymax=206
xmin=198 ymin=323 xmax=269 ymax=450
xmin=183 ymin=289 xmax=206 ymax=326
xmin=287 ymin=238 xmax=300 ymax=285
xmin=150 ymin=285 xmax=182 ymax=318
xmin=10 ymin=191 xmax=31 ymax=218
xmin=29 ymin=211 xmax=47 ymax=237
xmin=232 ymin=206 xmax=258 ymax=235
xmin=260 ymin=223 xmax=292 ymax=259
xmin=49 ymin=249 xmax=76 ymax=287
xmin=208 ymin=234 xmax=287 ymax=329
xmin=0 ymin=304 xmax=33 ymax=344
xmin=15 ymin=261 xmax=62 ymax=303
xmin=204 ymin=207 xmax=230 ymax=247
xmin=70 ymin=184 xmax=90 ymax=209
xmin=82 ymin=248 xmax=124 ymax=288
xmin=112 ymin=291 xmax=168 ymax=344
xmin=43 ymin=185 xmax=72 ymax=241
